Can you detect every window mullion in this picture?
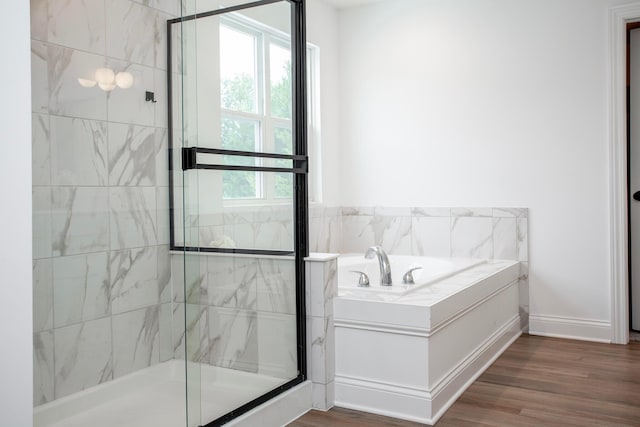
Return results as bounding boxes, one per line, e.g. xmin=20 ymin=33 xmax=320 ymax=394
xmin=264 ymin=33 xmax=274 ymax=201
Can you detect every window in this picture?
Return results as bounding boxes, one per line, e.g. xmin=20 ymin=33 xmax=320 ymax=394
xmin=219 ymin=15 xmax=319 ymax=204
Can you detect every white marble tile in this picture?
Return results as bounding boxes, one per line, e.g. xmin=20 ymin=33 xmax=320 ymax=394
xmin=255 ymin=220 xmax=288 ymax=252
xmin=411 ymin=216 xmax=451 ymax=257
xmin=32 ymin=114 xmax=50 ymax=186
xmin=308 ymin=316 xmax=326 ymax=383
xmin=256 ymin=258 xmax=295 ymax=314
xmin=30 ymin=0 xmax=48 ymax=42
xmin=106 ymin=0 xmax=159 ymax=67
xmin=208 ymin=306 xmax=258 ymax=373
xmin=53 ymin=252 xmax=110 ymax=328
xmin=154 ymin=11 xmax=170 ymax=70
xmin=309 ymin=208 xmax=341 ymax=253
xmin=172 ymin=303 xmax=209 ymax=362
xmin=519 ymin=262 xmax=529 ymax=331
xmin=323 ymin=260 xmax=337 ymax=316
xmin=33 ymin=259 xmax=53 ymax=333
xmin=209 ymin=256 xmax=257 ymax=309
xmin=311 ymin=382 xmax=335 ymax=411
xmin=109 ymin=186 xmax=158 ymax=250
xmin=493 ymin=218 xmax=517 ymax=260
xmin=517 ymin=218 xmax=529 ymax=262
xmin=31 ymin=41 xmax=49 ymax=114
xmin=199 ymin=225 xmax=226 ymax=248
xmin=375 ymin=215 xmax=412 ymax=255
xmin=51 ymin=187 xmax=110 ymax=256
xmin=451 ymin=207 xmax=493 ymax=217
xmin=341 ymin=206 xmax=374 ymax=216
xmin=33 ymin=187 xmax=53 ymax=259
xmin=158 ymin=302 xmax=173 ymax=362
xmin=451 ymin=217 xmax=493 ymax=259
xmin=33 ymin=330 xmax=54 ymax=406
xmin=223 ymin=209 xmax=255 ymax=249
xmin=154 ymin=69 xmax=169 ymax=128
xmin=47 ymin=0 xmax=105 ymax=53
xmin=47 ymin=45 xmax=108 ymax=121
xmin=106 ymin=59 xmax=155 ymax=126
xmin=157 ymin=245 xmax=172 ymax=303
xmin=50 ymin=116 xmax=108 ymax=186
xmin=307 ymin=262 xmax=324 ymax=318
xmin=411 ymin=207 xmax=451 ymax=217
xmin=374 ymin=206 xmax=411 ymax=217
xmin=135 ymin=0 xmax=180 ymax=16
xmin=340 ymin=214 xmax=374 ymax=253
xmin=493 ymin=208 xmax=528 ymax=218
xmin=108 ymin=123 xmax=158 ymax=186
xmin=171 ymin=253 xmax=206 ymax=304
xmin=110 ymin=246 xmax=159 ymax=314
xmin=325 ymin=315 xmax=335 ymax=381
xmin=155 ymin=129 xmax=169 ymax=186
xmin=54 ymin=318 xmax=112 ymax=399
xmin=171 ymin=303 xmax=185 ymax=359
xmin=308 ymin=217 xmax=323 ymax=253
xmin=257 ymin=312 xmax=297 ymax=379
xmin=156 ymin=187 xmax=170 ymax=245
xmin=112 ymin=306 xmax=160 ymax=378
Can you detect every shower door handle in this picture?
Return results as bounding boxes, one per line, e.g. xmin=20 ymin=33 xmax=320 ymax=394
xmin=634 ymin=191 xmax=640 ymax=202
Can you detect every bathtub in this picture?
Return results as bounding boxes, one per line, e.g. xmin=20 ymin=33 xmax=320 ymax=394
xmin=333 ymin=255 xmax=521 ymax=425
xmin=338 ymin=255 xmax=485 ymax=298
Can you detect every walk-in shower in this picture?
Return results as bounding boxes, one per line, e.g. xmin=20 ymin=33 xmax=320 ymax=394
xmin=31 ymin=0 xmax=307 ymax=426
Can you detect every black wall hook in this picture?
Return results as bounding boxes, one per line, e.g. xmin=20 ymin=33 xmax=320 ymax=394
xmin=145 ymin=91 xmax=157 ymax=103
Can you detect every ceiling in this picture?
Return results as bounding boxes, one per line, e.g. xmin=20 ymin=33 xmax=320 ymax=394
xmin=322 ymin=0 xmax=384 ymax=10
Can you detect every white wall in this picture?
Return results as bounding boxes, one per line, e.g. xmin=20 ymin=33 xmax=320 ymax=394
xmin=1 ymin=2 xmax=33 ymax=426
xmin=335 ymin=0 xmax=628 ymax=340
xmin=307 ymin=0 xmax=341 ymax=206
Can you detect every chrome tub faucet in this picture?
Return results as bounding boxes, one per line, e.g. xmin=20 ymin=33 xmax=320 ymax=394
xmin=365 ymin=245 xmax=392 ymax=286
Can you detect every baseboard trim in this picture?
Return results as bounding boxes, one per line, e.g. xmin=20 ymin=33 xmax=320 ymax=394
xmin=529 ymin=314 xmax=611 ymax=343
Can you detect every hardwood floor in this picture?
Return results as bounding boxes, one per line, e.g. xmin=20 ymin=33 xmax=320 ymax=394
xmin=288 ymin=335 xmax=640 ymax=427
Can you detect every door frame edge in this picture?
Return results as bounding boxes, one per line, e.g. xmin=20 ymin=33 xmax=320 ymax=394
xmin=608 ymin=4 xmax=640 ymax=344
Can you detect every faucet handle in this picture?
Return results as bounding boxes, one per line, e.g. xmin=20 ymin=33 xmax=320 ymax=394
xmin=402 ymin=267 xmax=423 ymax=285
xmin=350 ymin=270 xmax=370 ymax=287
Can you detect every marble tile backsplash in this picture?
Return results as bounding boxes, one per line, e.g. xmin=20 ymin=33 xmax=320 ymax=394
xmin=31 ymin=0 xmax=178 ymax=406
xmin=311 ymin=206 xmax=528 ymax=260
xmin=309 ymin=205 xmax=530 ymax=332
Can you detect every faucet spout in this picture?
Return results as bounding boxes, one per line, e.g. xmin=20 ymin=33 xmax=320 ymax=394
xmin=364 ymin=245 xmax=392 ymax=286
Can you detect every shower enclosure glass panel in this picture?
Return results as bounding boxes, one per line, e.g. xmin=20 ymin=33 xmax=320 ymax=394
xmin=169 ymin=0 xmax=306 ymax=425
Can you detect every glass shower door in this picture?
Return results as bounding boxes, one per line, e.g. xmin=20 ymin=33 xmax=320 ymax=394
xmin=169 ymin=1 xmax=307 ymax=425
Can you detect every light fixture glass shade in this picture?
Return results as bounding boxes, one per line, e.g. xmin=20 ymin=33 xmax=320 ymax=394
xmin=98 ymin=82 xmax=117 ymax=91
xmin=77 ymin=78 xmax=97 ymax=88
xmin=95 ymin=68 xmax=115 ymax=85
xmin=115 ymin=72 xmax=134 ymax=89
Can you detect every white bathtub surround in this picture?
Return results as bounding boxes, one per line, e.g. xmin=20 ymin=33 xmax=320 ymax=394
xmin=334 ymin=257 xmax=521 ymax=425
xmin=305 ymin=253 xmax=338 ymax=410
xmin=33 ymin=360 xmax=297 ymax=427
xmin=309 ymin=205 xmax=529 ymax=331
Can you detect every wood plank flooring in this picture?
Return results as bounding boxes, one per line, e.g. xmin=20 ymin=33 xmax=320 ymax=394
xmin=288 ymin=335 xmax=640 ymax=427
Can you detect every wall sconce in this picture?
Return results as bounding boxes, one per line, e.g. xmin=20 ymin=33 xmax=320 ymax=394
xmin=77 ymin=68 xmax=134 ymax=91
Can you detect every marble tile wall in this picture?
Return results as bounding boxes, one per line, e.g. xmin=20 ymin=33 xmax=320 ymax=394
xmin=31 ymin=0 xmax=178 ymax=406
xmin=169 ymin=252 xmax=299 ymax=381
xmin=308 ymin=205 xmax=529 ymax=331
xmin=305 ymin=254 xmax=337 ymax=410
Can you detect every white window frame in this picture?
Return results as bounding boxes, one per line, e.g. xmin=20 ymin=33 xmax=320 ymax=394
xmin=219 ymin=13 xmax=320 ymax=206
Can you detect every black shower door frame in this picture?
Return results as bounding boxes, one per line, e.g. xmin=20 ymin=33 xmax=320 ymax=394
xmin=166 ymin=0 xmax=308 ymax=425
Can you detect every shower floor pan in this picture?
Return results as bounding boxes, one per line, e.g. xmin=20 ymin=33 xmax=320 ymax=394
xmin=34 ymin=360 xmax=288 ymax=427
